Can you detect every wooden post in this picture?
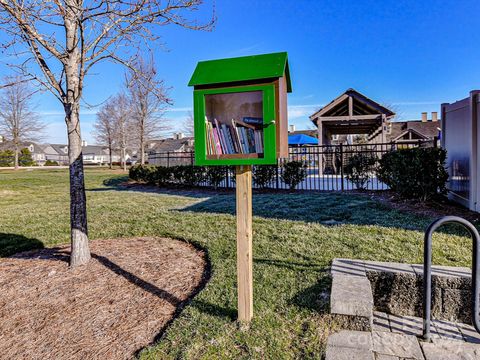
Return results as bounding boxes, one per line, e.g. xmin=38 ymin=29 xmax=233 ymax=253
xmin=236 ymin=165 xmax=253 ymax=322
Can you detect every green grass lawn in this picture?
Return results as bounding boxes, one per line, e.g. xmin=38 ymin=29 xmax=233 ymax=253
xmin=0 ymin=168 xmax=474 ymax=359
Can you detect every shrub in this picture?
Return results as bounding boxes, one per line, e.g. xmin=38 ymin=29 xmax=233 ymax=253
xmin=377 ymin=147 xmax=448 ymax=201
xmin=206 ymin=166 xmax=227 ymax=189
xmin=253 ymin=165 xmax=277 ymax=189
xmin=19 ymin=148 xmax=35 ymax=166
xmin=0 ymin=150 xmax=14 ymax=167
xmin=129 ymin=164 xmax=158 ymax=184
xmin=181 ymin=165 xmax=206 ymax=186
xmin=154 ymin=166 xmax=173 ymax=186
xmin=281 ymin=160 xmax=307 ymax=190
xmin=141 ymin=166 xmax=159 ymax=185
xmin=344 ymin=153 xmax=376 ymax=190
xmin=170 ymin=166 xmax=184 ymax=184
xmin=169 ymin=166 xmax=204 ymax=186
xmin=128 ymin=164 xmax=144 ymax=181
xmin=44 ymin=160 xmax=59 ymax=166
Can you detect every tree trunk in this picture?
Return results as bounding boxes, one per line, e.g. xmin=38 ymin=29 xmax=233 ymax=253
xmin=14 ymin=141 xmax=19 ymax=169
xmin=108 ymin=143 xmax=113 ymax=169
xmin=63 ymin=7 xmax=90 ymax=268
xmin=122 ymin=147 xmax=127 ymax=172
xmin=66 ymin=105 xmax=91 ymax=267
xmin=140 ymin=136 xmax=145 ymax=165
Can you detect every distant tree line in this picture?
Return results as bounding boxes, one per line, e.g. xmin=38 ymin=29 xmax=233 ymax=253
xmin=0 ymin=76 xmax=43 ymax=169
xmin=93 ymin=57 xmax=171 ymax=170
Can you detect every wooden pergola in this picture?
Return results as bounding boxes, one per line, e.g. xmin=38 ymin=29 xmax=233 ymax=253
xmin=310 ymin=88 xmax=395 ymax=145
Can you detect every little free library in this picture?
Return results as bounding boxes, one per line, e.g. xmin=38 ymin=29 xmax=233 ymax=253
xmin=189 ymin=51 xmax=292 ymax=166
xmin=189 ymin=52 xmax=292 ymax=322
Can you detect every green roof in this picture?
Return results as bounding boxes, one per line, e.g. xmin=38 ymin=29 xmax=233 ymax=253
xmin=188 ymin=52 xmax=292 ymax=92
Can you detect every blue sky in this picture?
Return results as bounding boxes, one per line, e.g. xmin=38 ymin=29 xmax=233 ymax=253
xmin=3 ymin=0 xmax=480 ymax=144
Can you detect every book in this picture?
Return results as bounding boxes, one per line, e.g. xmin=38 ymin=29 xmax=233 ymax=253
xmin=227 ymin=123 xmax=239 ymax=153
xmin=222 ymin=124 xmax=234 ymax=154
xmin=238 ymin=127 xmax=247 ymax=153
xmin=234 ymin=118 xmax=256 ymax=130
xmin=232 ymin=120 xmax=244 ymax=154
xmin=204 ymin=116 xmax=264 ymax=156
xmin=214 ymin=118 xmax=227 ymax=154
xmin=212 ymin=127 xmax=222 ymax=154
xmin=205 ymin=121 xmax=212 ymax=155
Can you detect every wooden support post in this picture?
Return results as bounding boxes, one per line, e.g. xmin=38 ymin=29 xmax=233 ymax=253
xmin=236 ymin=165 xmax=253 ymax=322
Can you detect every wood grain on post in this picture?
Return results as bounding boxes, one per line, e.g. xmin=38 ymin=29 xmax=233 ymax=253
xmin=236 ymin=165 xmax=253 ymax=322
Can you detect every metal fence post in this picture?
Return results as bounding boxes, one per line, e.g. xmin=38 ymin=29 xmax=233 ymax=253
xmin=167 ymin=151 xmax=170 ymax=167
xmin=226 ymin=167 xmax=230 ymax=189
xmin=276 ymin=159 xmax=280 ymax=189
xmin=340 ymin=144 xmax=344 ymax=191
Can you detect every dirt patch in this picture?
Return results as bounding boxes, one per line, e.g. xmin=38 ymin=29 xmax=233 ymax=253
xmin=0 ymin=190 xmax=16 ymax=196
xmin=0 ymin=237 xmax=207 ymax=360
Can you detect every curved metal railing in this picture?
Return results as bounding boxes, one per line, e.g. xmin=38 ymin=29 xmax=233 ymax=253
xmin=423 ymin=215 xmax=480 ymax=341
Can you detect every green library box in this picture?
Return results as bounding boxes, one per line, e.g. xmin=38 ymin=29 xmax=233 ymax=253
xmin=188 ymin=52 xmax=292 ymax=166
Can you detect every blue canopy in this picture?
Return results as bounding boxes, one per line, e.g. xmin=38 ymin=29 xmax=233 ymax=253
xmin=288 ymin=134 xmax=318 ymax=146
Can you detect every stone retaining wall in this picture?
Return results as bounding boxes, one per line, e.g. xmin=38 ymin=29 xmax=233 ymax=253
xmin=366 ymin=264 xmax=471 ymax=323
xmin=330 ymin=259 xmax=472 ymax=328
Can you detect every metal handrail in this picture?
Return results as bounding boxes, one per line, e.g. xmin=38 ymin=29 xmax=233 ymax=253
xmin=423 ymin=216 xmax=480 ymax=341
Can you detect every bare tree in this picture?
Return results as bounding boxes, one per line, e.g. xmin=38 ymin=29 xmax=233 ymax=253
xmin=113 ymin=93 xmax=131 ymax=172
xmin=0 ymin=76 xmax=42 ymax=169
xmin=93 ymin=93 xmax=130 ymax=170
xmin=181 ymin=111 xmax=194 ymax=137
xmin=93 ymin=101 xmax=117 ymax=169
xmin=0 ymin=1 xmax=214 ymax=267
xmin=126 ymin=57 xmax=171 ymax=165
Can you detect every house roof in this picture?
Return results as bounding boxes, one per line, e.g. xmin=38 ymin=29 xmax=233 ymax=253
xmin=148 ymin=137 xmax=194 ymax=153
xmin=387 ymin=120 xmax=441 ymax=142
xmin=311 ymin=88 xmax=395 ymax=121
xmin=82 ymin=145 xmax=108 ymax=156
xmin=49 ymin=144 xmax=69 ymax=155
xmin=188 ymin=52 xmax=292 ymax=92
xmin=0 ymin=140 xmax=46 ymax=153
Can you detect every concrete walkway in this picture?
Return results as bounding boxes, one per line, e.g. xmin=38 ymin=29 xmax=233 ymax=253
xmin=326 ymin=327 xmax=480 ymax=359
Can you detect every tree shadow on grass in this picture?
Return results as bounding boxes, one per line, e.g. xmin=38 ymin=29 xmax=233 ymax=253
xmin=177 ymin=191 xmax=431 ymax=229
xmin=0 ymin=233 xmax=44 ymax=257
xmin=90 ymin=178 xmax=480 ymax=238
xmin=87 ymin=177 xmax=221 ymax=199
xmin=289 ymin=275 xmax=332 ymax=313
xmin=177 ymin=192 xmax=479 ymax=240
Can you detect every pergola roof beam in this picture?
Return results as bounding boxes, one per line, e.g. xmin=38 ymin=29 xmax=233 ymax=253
xmin=317 ymin=114 xmax=382 ymax=121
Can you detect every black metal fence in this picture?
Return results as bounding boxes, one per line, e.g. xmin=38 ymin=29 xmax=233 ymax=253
xmin=147 ymin=139 xmax=436 ymax=191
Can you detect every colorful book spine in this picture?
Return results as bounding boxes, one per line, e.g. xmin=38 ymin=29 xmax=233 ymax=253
xmin=222 ymin=124 xmax=234 ymax=154
xmin=246 ymin=128 xmax=255 ymax=153
xmin=212 ymin=127 xmax=222 ymax=154
xmin=229 ymin=125 xmax=239 ymax=153
xmin=205 ymin=117 xmax=265 ymax=156
xmin=233 ymin=122 xmax=243 ymax=154
xmin=214 ymin=119 xmax=226 ymax=154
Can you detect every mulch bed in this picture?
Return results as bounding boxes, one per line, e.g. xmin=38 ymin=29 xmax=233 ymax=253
xmin=0 ymin=237 xmax=207 ymax=360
